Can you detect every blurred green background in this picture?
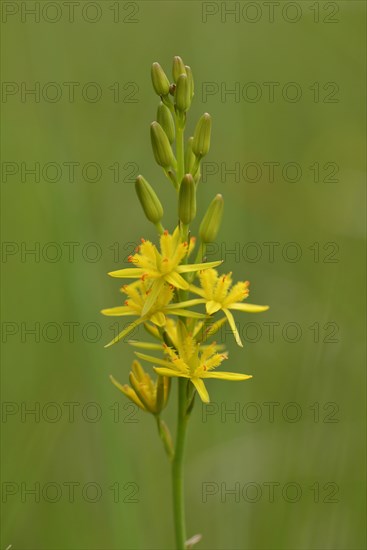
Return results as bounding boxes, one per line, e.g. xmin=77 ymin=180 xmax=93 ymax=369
xmin=1 ymin=1 xmax=366 ymax=549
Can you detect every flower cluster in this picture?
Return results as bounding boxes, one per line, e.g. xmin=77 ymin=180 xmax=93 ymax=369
xmin=102 ymin=56 xmax=269 ymax=409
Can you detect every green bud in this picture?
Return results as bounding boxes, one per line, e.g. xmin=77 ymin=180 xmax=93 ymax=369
xmin=157 ymin=102 xmax=175 ymax=144
xmin=185 ymin=65 xmax=194 ymax=99
xmin=178 ymin=174 xmax=196 ymax=225
xmin=192 ymin=113 xmax=212 ymax=158
xmin=150 ymin=121 xmax=176 ymax=169
xmin=172 ymin=56 xmax=186 ymax=83
xmin=135 ymin=175 xmax=163 ymax=224
xmin=199 ymin=194 xmax=224 ymax=243
xmin=175 ymin=74 xmax=191 ymax=113
xmin=185 ymin=137 xmax=196 ymax=174
xmin=151 ymin=62 xmax=170 ymax=96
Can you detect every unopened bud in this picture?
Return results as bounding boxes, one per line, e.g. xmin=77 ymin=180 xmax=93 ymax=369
xmin=175 ymin=74 xmax=191 ymax=113
xmin=192 ymin=113 xmax=212 ymax=158
xmin=179 ymin=174 xmax=196 ymax=225
xmin=185 ymin=65 xmax=194 ymax=99
xmin=199 ymin=194 xmax=224 ymax=243
xmin=151 ymin=62 xmax=170 ymax=96
xmin=157 ymin=102 xmax=175 ymax=144
xmin=172 ymin=56 xmax=186 ymax=83
xmin=135 ymin=175 xmax=163 ymax=224
xmin=150 ymin=121 xmax=176 ymax=169
xmin=185 ymin=137 xmax=196 ymax=174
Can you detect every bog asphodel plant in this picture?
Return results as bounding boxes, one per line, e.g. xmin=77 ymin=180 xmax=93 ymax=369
xmin=102 ymin=56 xmax=269 ymax=550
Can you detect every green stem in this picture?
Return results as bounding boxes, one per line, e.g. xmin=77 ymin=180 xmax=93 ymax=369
xmin=176 ymin=118 xmax=185 ymax=186
xmin=155 ymin=221 xmax=164 ymax=235
xmin=188 ymin=241 xmax=206 ymax=283
xmin=172 ymin=378 xmax=189 ymax=549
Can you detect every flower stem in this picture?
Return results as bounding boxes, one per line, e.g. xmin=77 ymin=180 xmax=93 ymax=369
xmin=176 ymin=117 xmax=185 ymax=186
xmin=172 ymin=377 xmax=189 ymax=549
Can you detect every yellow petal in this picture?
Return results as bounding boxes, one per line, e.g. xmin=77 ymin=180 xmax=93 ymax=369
xmin=141 ymin=279 xmax=164 ymax=317
xmin=128 ymin=340 xmax=163 ymax=350
xmin=177 ymin=260 xmax=223 ymax=273
xmin=109 ymin=375 xmax=145 ymax=410
xmin=188 ymin=284 xmax=206 ymax=298
xmin=151 ymin=311 xmax=166 ymax=326
xmin=167 ymin=309 xmax=206 ymax=319
xmin=154 ymin=367 xmax=187 ymax=378
xmin=108 ymin=268 xmax=143 ymax=278
xmin=101 ymin=306 xmax=134 ymax=316
xmin=230 ymin=303 xmax=269 ymax=313
xmin=165 ymin=298 xmax=205 ymax=309
xmin=191 ymin=378 xmax=210 ymax=403
xmin=223 ymin=308 xmax=243 ymax=347
xmin=206 ymin=300 xmax=222 ymax=315
xmin=199 ymin=268 xmax=218 ymax=298
xmin=202 ymin=372 xmax=252 ymax=381
xmin=134 ymin=352 xmax=173 ymax=369
xmin=165 ymin=271 xmax=189 ymax=290
xmin=104 ymin=318 xmax=145 ymax=348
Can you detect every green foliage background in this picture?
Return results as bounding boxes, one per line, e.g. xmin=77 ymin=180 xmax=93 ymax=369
xmin=1 ymin=1 xmax=366 ymax=549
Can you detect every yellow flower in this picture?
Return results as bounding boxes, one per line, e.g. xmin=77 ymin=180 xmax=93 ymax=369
xmin=134 ymin=325 xmax=252 ymax=404
xmin=101 ymin=279 xmax=206 ymax=347
xmin=189 ymin=269 xmax=269 ymax=347
xmin=108 ymin=228 xmax=222 ymax=316
xmin=110 ymin=360 xmax=170 ymax=414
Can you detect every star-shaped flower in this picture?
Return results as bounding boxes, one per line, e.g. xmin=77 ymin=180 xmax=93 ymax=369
xmin=189 ymin=269 xmax=269 ymax=347
xmin=134 ymin=324 xmax=252 ymax=403
xmin=108 ymin=229 xmax=222 ymax=317
xmin=101 ymin=279 xmax=206 ymax=347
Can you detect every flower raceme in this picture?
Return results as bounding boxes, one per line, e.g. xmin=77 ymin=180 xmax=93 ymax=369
xmin=103 ymin=55 xmax=270 ymax=550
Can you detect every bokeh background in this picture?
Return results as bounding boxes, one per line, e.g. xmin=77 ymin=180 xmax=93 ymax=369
xmin=1 ymin=1 xmax=366 ymax=549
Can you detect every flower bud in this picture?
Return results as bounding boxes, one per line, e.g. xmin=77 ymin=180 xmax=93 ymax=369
xmin=172 ymin=56 xmax=186 ymax=83
xmin=156 ymin=375 xmax=170 ymax=414
xmin=199 ymin=194 xmax=224 ymax=243
xmin=175 ymin=74 xmax=191 ymax=113
xmin=185 ymin=137 xmax=196 ymax=174
xmin=151 ymin=62 xmax=170 ymax=96
xmin=135 ymin=175 xmax=163 ymax=224
xmin=192 ymin=113 xmax=212 ymax=158
xmin=150 ymin=121 xmax=176 ymax=168
xmin=185 ymin=65 xmax=194 ymax=99
xmin=178 ymin=174 xmax=196 ymax=225
xmin=157 ymin=102 xmax=175 ymax=144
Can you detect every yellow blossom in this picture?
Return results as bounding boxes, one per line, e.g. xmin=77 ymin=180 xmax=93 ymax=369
xmin=134 ymin=325 xmax=252 ymax=404
xmin=101 ymin=279 xmax=206 ymax=348
xmin=108 ymin=228 xmax=222 ymax=317
xmin=189 ymin=269 xmax=269 ymax=347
